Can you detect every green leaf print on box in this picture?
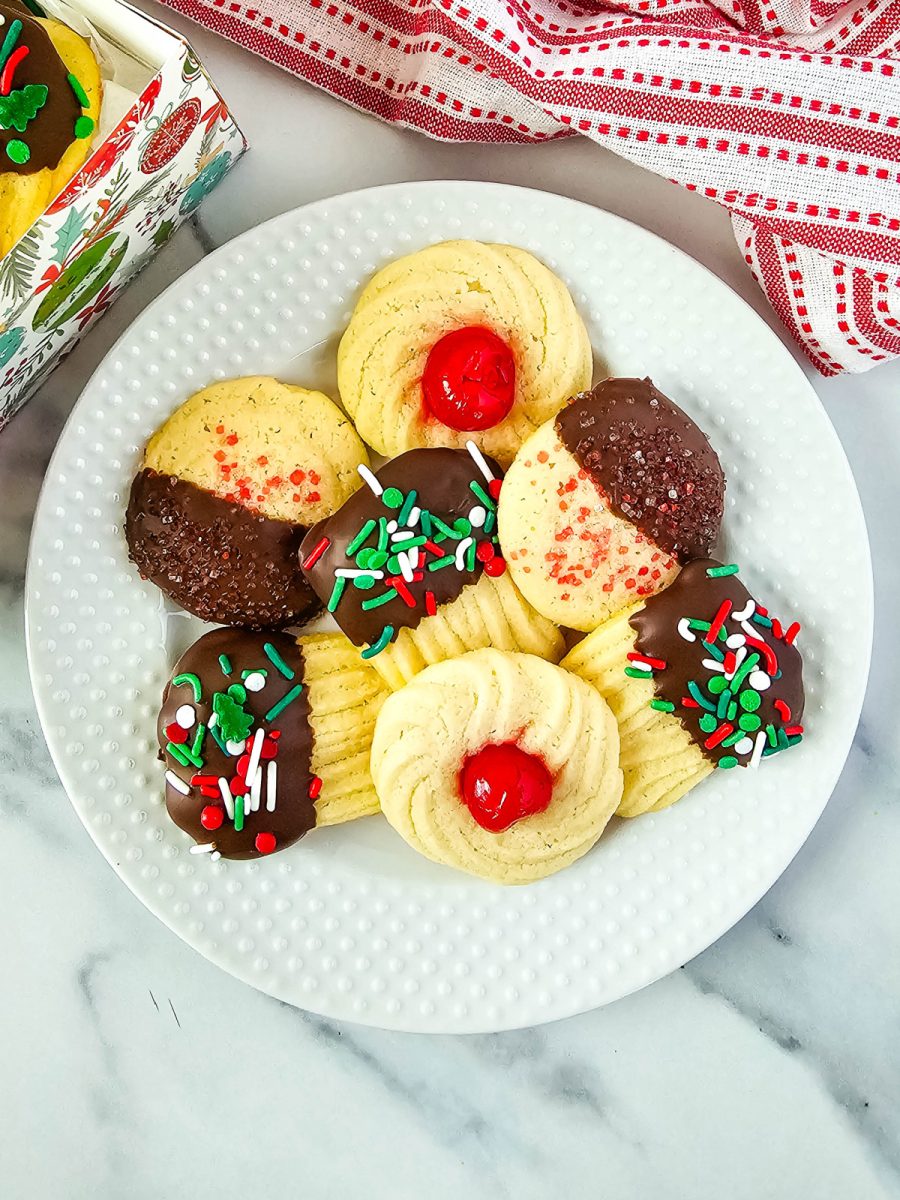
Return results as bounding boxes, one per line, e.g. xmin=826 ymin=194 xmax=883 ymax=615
xmin=32 ymin=233 xmax=128 ymax=331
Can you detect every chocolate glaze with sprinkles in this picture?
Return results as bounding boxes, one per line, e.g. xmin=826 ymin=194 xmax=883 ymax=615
xmin=300 ymin=447 xmax=503 ymax=649
xmin=126 ymin=469 xmax=319 ymax=630
xmin=629 ymin=560 xmax=805 ymax=769
xmin=158 ymin=629 xmax=316 ymax=859
xmin=555 ymin=377 xmax=725 ymax=563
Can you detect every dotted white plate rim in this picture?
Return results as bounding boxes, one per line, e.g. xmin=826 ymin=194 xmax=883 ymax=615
xmin=25 ymin=181 xmax=872 ymax=1033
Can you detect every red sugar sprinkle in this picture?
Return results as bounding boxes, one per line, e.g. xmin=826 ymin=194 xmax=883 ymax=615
xmin=254 ymin=832 xmax=277 ymax=855
xmin=785 ymin=725 xmax=804 ymax=736
xmin=784 ymin=621 xmax=801 ymax=645
xmin=200 ymin=805 xmax=224 ymax=830
xmin=225 ymin=434 xmax=238 ymax=446
xmin=388 ymin=576 xmax=417 ymax=608
xmin=744 ymin=635 xmax=778 ymax=675
xmin=771 ymin=618 xmax=784 ymax=639
xmin=214 ymin=450 xmax=226 ymax=462
xmin=628 ymin=651 xmax=667 ymax=670
xmin=488 ymin=478 xmax=502 ymax=500
xmin=302 ymin=536 xmax=331 ymax=570
xmin=269 ymin=730 xmax=281 ymax=740
xmin=423 ymin=540 xmax=444 ymax=557
xmin=290 ymin=469 xmax=306 ymax=485
xmin=724 ymin=650 xmax=737 ymax=675
xmin=475 ymin=540 xmax=495 ymax=563
xmin=308 ymin=775 xmax=323 ymax=800
xmin=257 ymin=455 xmax=268 ymax=466
xmin=306 ymin=491 xmax=321 ymax=503
xmin=165 ymin=723 xmax=188 ymax=744
xmin=260 ymin=738 xmax=278 ymax=760
xmin=191 ymin=774 xmax=219 ymax=785
xmin=704 ymin=722 xmax=733 ymax=750
xmin=484 ymin=557 xmax=506 ymax=577
xmin=215 ymin=424 xmax=225 ymax=434
xmin=200 ymin=786 xmax=220 ymax=799
xmin=707 ymin=598 xmax=732 ymax=645
xmin=425 ymin=590 xmax=437 ymax=616
xmin=230 ymin=776 xmax=248 ymax=797
xmin=774 ymin=699 xmax=792 ymax=722
xmin=682 ymin=697 xmax=700 ymax=708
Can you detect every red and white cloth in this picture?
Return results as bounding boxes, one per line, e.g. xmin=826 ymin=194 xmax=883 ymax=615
xmin=159 ymin=0 xmax=900 ymax=375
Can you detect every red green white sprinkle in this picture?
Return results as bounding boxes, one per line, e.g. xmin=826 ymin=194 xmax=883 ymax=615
xmin=165 ymin=770 xmax=190 ymax=795
xmin=362 ymin=625 xmax=394 ymax=658
xmin=265 ymin=683 xmax=304 ymax=722
xmin=263 ymin=641 xmax=295 ymax=679
xmin=302 ymin=535 xmax=331 ymax=569
xmin=357 ymin=464 xmax=383 ymax=496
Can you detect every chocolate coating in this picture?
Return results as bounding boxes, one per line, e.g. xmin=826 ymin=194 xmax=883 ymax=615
xmin=630 ymin=560 xmax=804 ymax=767
xmin=300 ymin=448 xmax=501 ymax=647
xmin=0 ymin=4 xmax=82 ymax=176
xmin=125 ymin=469 xmax=319 ymax=630
xmin=555 ymin=377 xmax=725 ymax=563
xmin=158 ymin=628 xmax=316 ymax=859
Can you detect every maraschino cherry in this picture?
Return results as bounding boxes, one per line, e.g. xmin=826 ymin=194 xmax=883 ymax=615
xmin=459 ymin=741 xmax=553 ymax=833
xmin=422 ymin=326 xmax=516 ymax=431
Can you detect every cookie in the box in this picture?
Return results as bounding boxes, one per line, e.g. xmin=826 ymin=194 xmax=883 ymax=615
xmin=0 ymin=1 xmax=101 ymax=257
xmin=337 ymin=240 xmax=593 ymax=466
xmin=499 ymin=377 xmax=725 ymax=631
xmin=126 ymin=376 xmax=369 ymax=629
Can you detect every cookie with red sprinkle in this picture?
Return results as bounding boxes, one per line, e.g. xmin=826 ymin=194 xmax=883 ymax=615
xmin=563 ymin=560 xmax=805 ymax=818
xmin=126 ymin=377 xmax=369 ymax=629
xmin=499 ymin=377 xmax=726 ymax=632
xmin=371 ymin=648 xmax=623 ymax=883
xmin=158 ymin=627 xmax=389 ymax=860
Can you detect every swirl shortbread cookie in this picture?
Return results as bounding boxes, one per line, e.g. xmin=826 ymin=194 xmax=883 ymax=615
xmin=126 ymin=377 xmax=368 ymax=629
xmin=563 ymin=560 xmax=805 ymax=817
xmin=337 ymin=240 xmax=593 ymax=466
xmin=499 ymin=377 xmax=725 ymax=631
xmin=0 ymin=2 xmax=101 ymax=257
xmin=158 ymin=628 xmax=388 ymax=860
xmin=300 ymin=446 xmax=565 ymax=690
xmin=371 ymin=648 xmax=623 ymax=884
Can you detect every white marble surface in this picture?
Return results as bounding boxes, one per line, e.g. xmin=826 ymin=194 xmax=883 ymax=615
xmin=3 ymin=6 xmax=900 ymax=1196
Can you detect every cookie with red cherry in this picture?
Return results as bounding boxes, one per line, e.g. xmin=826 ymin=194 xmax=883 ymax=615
xmin=370 ymin=648 xmax=623 ymax=883
xmin=498 ymin=376 xmax=726 ymax=631
xmin=337 ymin=240 xmax=593 ymax=467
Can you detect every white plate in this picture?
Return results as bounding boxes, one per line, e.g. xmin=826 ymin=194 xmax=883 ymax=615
xmin=26 ymin=182 xmax=872 ymax=1033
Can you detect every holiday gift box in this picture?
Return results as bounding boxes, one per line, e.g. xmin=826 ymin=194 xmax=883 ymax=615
xmin=0 ymin=0 xmax=247 ymax=427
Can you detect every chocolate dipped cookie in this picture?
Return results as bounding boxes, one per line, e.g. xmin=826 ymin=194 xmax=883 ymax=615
xmin=563 ymin=560 xmax=805 ymax=817
xmin=126 ymin=376 xmax=369 ymax=629
xmin=159 ymin=627 xmax=389 ymax=860
xmin=499 ymin=377 xmax=726 ymax=631
xmin=0 ymin=2 xmax=101 ymax=257
xmin=299 ymin=445 xmax=564 ymax=690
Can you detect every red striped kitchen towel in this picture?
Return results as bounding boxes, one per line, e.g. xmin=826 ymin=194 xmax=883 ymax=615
xmin=158 ymin=0 xmax=900 ymax=375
